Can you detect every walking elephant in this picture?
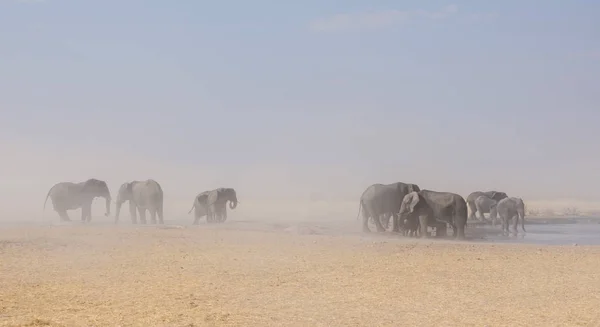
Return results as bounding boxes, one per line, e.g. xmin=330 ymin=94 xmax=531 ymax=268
xmin=43 ymin=178 xmax=111 ymax=222
xmin=466 ymin=191 xmax=508 ymax=220
xmin=187 ymin=191 xmax=210 ymax=225
xmin=115 ymin=179 xmax=164 ymax=224
xmin=496 ymin=197 xmax=526 ymax=236
xmin=399 ymin=190 xmax=468 ymax=239
xmin=356 ymin=182 xmax=421 ymax=233
xmin=206 ymin=188 xmax=238 ymax=223
xmin=474 ymin=195 xmax=499 ymax=224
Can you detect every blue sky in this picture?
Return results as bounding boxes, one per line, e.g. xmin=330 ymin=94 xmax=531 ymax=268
xmin=1 ymin=0 xmax=599 ymax=203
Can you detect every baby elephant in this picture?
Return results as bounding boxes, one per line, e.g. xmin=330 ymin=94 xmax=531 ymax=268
xmin=496 ymin=197 xmax=526 ymax=236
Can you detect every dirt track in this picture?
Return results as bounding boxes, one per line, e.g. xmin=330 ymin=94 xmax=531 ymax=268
xmin=1 ymin=224 xmax=599 ymax=326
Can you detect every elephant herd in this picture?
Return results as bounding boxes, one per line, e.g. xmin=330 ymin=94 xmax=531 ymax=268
xmin=357 ymin=181 xmax=526 ymax=240
xmin=43 ymin=178 xmax=238 ymax=225
xmin=42 ymin=178 xmax=525 ymax=240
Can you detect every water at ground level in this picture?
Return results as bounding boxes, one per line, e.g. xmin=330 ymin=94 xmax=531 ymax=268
xmin=2 ymin=216 xmax=600 ymax=246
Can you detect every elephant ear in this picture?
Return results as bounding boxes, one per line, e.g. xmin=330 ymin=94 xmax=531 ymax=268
xmin=207 ymin=190 xmax=219 ymax=205
xmin=125 ymin=182 xmax=133 ymax=193
xmin=411 ymin=184 xmax=421 ymax=192
xmin=409 ymin=193 xmax=420 ymax=213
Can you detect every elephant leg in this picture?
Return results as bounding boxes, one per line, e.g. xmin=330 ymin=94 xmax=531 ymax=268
xmin=157 ymin=204 xmax=164 ymax=224
xmin=217 ymin=209 xmax=223 ymax=223
xmin=207 ymin=206 xmax=214 ymax=223
xmin=57 ymin=209 xmax=71 ymax=222
xmin=138 ymin=207 xmax=147 ymax=224
xmin=392 ymin=213 xmax=400 ymax=233
xmin=150 ymin=208 xmax=157 ymax=224
xmin=468 ymin=202 xmax=476 ymax=220
xmin=512 ymin=214 xmax=519 ymax=235
xmin=372 ymin=213 xmax=386 ymax=233
xmin=501 ymin=216 xmax=509 ymax=236
xmin=490 ymin=208 xmax=497 ymax=226
xmin=361 ymin=204 xmax=371 ymax=233
xmin=418 ymin=215 xmax=428 ymax=238
xmin=81 ymin=203 xmax=92 ymax=223
xmin=129 ymin=204 xmax=138 ymax=224
xmin=382 ymin=213 xmax=392 ymax=230
xmin=221 ymin=208 xmax=228 ymax=223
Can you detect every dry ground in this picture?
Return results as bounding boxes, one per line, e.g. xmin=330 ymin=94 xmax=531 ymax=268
xmin=1 ymin=225 xmax=600 ymax=327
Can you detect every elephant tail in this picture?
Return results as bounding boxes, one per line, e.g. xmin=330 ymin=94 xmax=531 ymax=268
xmin=521 ymin=214 xmax=527 ymax=233
xmin=43 ymin=185 xmax=54 ymax=212
xmin=187 ymin=201 xmax=195 ymax=214
xmin=356 ymin=200 xmax=363 ymax=220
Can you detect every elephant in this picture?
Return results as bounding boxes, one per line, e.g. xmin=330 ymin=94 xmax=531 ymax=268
xmin=474 ymin=195 xmax=499 ymax=224
xmin=115 ymin=179 xmax=164 ymax=224
xmin=43 ymin=178 xmax=111 ymax=222
xmin=401 ymin=216 xmax=420 ymax=237
xmin=399 ymin=190 xmax=468 ymax=240
xmin=206 ymin=188 xmax=238 ymax=223
xmin=466 ymin=191 xmax=508 ymax=220
xmin=356 ymin=182 xmax=421 ymax=233
xmin=496 ymin=197 xmax=526 ymax=236
xmin=187 ymin=191 xmax=210 ymax=225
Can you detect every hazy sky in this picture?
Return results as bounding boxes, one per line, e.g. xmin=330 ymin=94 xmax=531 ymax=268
xmin=1 ymin=0 xmax=599 ymax=217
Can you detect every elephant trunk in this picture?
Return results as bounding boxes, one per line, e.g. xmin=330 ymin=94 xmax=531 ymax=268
xmin=229 ymin=199 xmax=238 ymax=210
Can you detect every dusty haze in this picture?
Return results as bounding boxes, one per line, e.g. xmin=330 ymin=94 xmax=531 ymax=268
xmin=2 ymin=2 xmax=600 ymax=223
xmin=3 ymin=2 xmax=600 ymax=326
xmin=2 ymin=136 xmax=600 ymax=224
xmin=0 ymin=135 xmax=600 ymax=222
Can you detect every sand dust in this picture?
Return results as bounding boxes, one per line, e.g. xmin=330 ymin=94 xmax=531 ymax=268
xmin=1 ymin=224 xmax=599 ymax=327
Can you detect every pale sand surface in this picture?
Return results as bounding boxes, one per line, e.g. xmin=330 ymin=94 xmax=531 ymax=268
xmin=1 ymin=225 xmax=600 ymax=327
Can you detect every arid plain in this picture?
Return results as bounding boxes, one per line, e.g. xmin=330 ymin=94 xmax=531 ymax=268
xmin=1 ymin=218 xmax=600 ymax=327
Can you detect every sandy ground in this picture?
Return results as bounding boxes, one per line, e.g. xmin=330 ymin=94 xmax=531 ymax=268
xmin=1 ymin=223 xmax=600 ymax=327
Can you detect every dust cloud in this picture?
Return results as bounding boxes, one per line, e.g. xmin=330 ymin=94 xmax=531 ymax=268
xmin=3 ymin=136 xmax=600 ymax=226
xmin=3 ymin=134 xmax=600 ymax=327
xmin=0 ymin=138 xmax=363 ymax=225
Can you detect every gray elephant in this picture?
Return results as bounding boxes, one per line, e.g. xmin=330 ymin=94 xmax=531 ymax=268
xmin=43 ymin=178 xmax=111 ymax=222
xmin=474 ymin=195 xmax=498 ymax=224
xmin=357 ymin=182 xmax=421 ymax=233
xmin=187 ymin=191 xmax=210 ymax=225
xmin=466 ymin=191 xmax=508 ymax=220
xmin=496 ymin=197 xmax=526 ymax=236
xmin=399 ymin=190 xmax=468 ymax=239
xmin=206 ymin=188 xmax=238 ymax=223
xmin=115 ymin=179 xmax=164 ymax=224
xmin=401 ymin=216 xmax=420 ymax=237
